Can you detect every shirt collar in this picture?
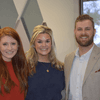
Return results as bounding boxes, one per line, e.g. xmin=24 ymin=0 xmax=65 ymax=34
xmin=75 ymin=44 xmax=94 ymax=58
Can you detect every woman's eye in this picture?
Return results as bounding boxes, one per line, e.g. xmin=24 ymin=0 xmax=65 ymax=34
xmin=3 ymin=43 xmax=7 ymax=45
xmin=37 ymin=41 xmax=42 ymax=43
xmin=46 ymin=40 xmax=50 ymax=43
xmin=12 ymin=43 xmax=16 ymax=45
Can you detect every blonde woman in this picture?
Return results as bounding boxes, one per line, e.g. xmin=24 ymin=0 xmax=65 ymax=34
xmin=25 ymin=24 xmax=65 ymax=100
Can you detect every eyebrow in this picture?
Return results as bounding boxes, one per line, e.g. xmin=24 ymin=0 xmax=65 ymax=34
xmin=77 ymin=26 xmax=91 ymax=29
xmin=37 ymin=38 xmax=51 ymax=40
xmin=85 ymin=27 xmax=91 ymax=28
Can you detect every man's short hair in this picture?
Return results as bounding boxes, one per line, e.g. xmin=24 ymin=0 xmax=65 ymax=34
xmin=75 ymin=14 xmax=94 ymax=29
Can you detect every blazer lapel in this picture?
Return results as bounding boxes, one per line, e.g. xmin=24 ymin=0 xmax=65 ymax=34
xmin=82 ymin=45 xmax=100 ymax=86
xmin=66 ymin=51 xmax=75 ymax=92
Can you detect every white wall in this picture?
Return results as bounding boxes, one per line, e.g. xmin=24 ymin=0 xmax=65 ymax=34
xmin=13 ymin=0 xmax=79 ymax=62
xmin=13 ymin=0 xmax=28 ymax=17
xmin=13 ymin=0 xmax=30 ymax=52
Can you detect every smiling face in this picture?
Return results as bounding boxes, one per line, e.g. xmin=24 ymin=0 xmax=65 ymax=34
xmin=34 ymin=33 xmax=52 ymax=60
xmin=0 ymin=35 xmax=18 ymax=62
xmin=74 ymin=20 xmax=96 ymax=47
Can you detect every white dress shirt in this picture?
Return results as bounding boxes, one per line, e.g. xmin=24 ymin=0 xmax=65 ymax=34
xmin=68 ymin=45 xmax=94 ymax=100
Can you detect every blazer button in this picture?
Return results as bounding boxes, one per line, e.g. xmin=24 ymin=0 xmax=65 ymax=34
xmin=83 ymin=97 xmax=88 ymax=100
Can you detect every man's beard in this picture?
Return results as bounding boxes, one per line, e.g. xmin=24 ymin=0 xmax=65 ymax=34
xmin=75 ymin=34 xmax=94 ymax=47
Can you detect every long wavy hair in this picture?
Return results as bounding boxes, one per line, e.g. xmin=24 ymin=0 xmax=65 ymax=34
xmin=26 ymin=24 xmax=64 ymax=73
xmin=0 ymin=27 xmax=29 ymax=98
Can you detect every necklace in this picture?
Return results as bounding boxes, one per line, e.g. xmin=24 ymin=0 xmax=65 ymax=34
xmin=40 ymin=62 xmax=50 ymax=72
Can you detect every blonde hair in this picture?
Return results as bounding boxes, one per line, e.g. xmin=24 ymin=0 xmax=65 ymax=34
xmin=26 ymin=25 xmax=64 ymax=73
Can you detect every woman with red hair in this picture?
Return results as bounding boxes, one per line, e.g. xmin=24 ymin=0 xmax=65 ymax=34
xmin=0 ymin=27 xmax=29 ymax=100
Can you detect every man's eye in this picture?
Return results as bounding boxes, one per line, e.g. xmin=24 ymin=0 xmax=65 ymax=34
xmin=85 ymin=28 xmax=90 ymax=30
xmin=77 ymin=28 xmax=82 ymax=31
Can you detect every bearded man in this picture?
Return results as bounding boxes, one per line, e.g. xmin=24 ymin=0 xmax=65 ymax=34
xmin=64 ymin=14 xmax=100 ymax=100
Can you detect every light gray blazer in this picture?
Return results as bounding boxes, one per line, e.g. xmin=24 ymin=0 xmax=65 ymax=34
xmin=64 ymin=44 xmax=100 ymax=100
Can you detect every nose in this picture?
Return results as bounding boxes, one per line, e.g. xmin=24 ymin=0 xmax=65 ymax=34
xmin=81 ymin=29 xmax=86 ymax=35
xmin=42 ymin=42 xmax=46 ymax=46
xmin=7 ymin=44 xmax=12 ymax=50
